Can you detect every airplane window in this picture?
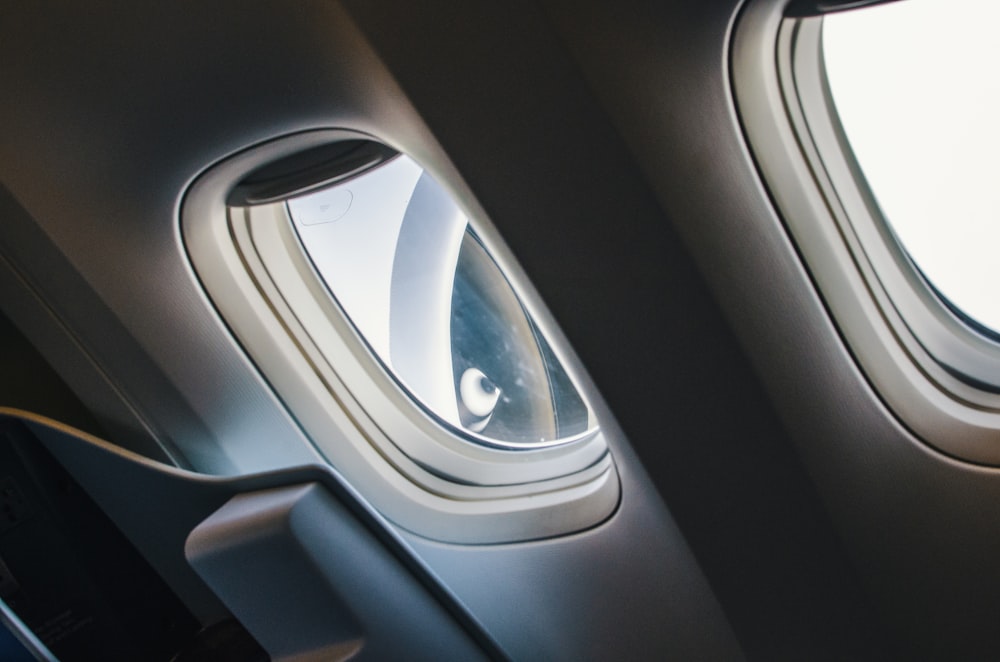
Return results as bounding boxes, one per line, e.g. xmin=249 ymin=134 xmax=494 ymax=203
xmin=823 ymin=0 xmax=1000 ymax=335
xmin=184 ymin=135 xmax=618 ymax=541
xmin=733 ymin=0 xmax=1000 ymax=461
xmin=288 ymin=155 xmax=596 ymax=448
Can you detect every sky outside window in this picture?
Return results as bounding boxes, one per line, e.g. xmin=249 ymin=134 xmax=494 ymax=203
xmin=823 ymin=0 xmax=1000 ymax=333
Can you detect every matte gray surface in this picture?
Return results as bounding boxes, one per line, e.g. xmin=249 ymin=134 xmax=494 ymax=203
xmin=18 ymin=411 xmax=496 ymax=659
xmin=189 ymin=484 xmax=491 ymax=662
xmin=15 ymin=0 xmax=989 ymax=657
xmin=348 ymin=0 xmax=890 ymax=656
xmin=0 ymin=2 xmax=744 ymax=649
xmin=187 ymin=486 xmax=365 ymax=661
xmin=406 ymin=423 xmax=743 ymax=661
xmin=540 ymin=0 xmax=1000 ymax=656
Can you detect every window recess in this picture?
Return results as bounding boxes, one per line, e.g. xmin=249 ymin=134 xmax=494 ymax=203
xmin=183 ymin=131 xmax=619 ymax=543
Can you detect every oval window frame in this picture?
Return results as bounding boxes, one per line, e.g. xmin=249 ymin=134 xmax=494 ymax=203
xmin=182 ymin=129 xmax=619 ymax=542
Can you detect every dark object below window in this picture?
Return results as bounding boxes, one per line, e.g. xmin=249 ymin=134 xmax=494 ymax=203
xmin=0 ymin=419 xmax=265 ymax=661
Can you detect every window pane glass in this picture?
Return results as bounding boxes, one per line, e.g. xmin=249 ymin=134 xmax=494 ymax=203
xmin=287 ymin=154 xmax=595 ymax=447
xmin=823 ymin=0 xmax=1000 ymax=333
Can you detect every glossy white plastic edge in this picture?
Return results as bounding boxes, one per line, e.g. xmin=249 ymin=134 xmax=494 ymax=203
xmin=732 ymin=1 xmax=1000 ymax=465
xmin=181 ymin=129 xmax=619 ymax=543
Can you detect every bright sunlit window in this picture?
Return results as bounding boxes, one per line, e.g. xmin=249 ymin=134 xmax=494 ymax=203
xmin=288 ymin=155 xmax=595 ymax=448
xmin=823 ymin=0 xmax=1000 ymax=334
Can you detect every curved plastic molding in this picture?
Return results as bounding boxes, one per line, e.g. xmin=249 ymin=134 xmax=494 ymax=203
xmin=182 ymin=130 xmax=619 ymax=542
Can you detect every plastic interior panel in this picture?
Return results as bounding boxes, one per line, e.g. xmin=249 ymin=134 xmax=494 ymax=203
xmin=0 ymin=0 xmax=884 ymax=657
xmin=6 ymin=410 xmax=498 ymax=661
xmin=186 ymin=486 xmax=365 ymax=662
xmin=187 ymin=484 xmax=490 ymax=662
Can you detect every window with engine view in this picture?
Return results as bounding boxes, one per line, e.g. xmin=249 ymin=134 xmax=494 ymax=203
xmin=288 ymin=155 xmax=596 ymax=448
